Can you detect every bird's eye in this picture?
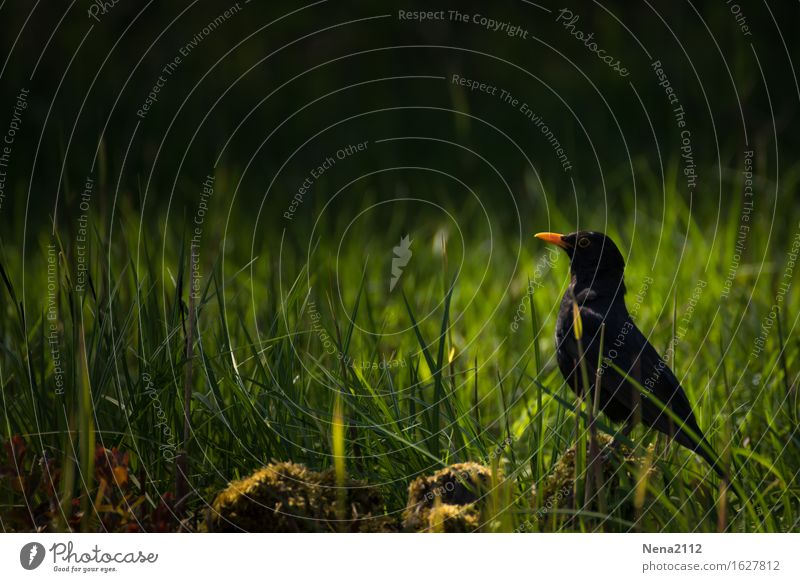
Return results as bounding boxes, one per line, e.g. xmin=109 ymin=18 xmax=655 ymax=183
xmin=578 ymin=237 xmax=591 ymax=248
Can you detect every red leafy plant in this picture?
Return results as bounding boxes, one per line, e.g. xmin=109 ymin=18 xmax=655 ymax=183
xmin=1 ymin=435 xmax=181 ymax=532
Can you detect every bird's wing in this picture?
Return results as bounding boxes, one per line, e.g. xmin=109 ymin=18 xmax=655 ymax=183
xmin=622 ymin=323 xmax=702 ymax=435
xmin=555 ymin=302 xmax=606 ymax=393
xmin=558 ymin=305 xmax=702 ymax=434
xmin=558 ymin=301 xmax=716 ymax=468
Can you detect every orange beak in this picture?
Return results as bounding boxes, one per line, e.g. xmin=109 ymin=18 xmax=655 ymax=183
xmin=534 ymin=232 xmax=568 ymax=249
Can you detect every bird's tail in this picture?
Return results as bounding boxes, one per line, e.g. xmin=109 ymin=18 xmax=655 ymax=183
xmin=695 ymin=437 xmax=728 ymax=479
xmin=676 ymin=428 xmax=727 ymax=479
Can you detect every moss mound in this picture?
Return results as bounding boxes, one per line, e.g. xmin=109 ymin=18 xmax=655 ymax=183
xmin=426 ymin=503 xmax=481 ymax=533
xmin=535 ymin=433 xmax=612 ymax=507
xmin=529 ymin=433 xmax=658 ymax=530
xmin=208 ymin=461 xmax=394 ymax=532
xmin=403 ymin=462 xmax=494 ymax=532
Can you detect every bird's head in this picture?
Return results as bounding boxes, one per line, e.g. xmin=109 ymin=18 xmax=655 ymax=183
xmin=535 ymin=230 xmax=626 ymax=293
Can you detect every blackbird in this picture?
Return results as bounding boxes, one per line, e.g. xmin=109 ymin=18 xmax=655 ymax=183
xmin=535 ymin=230 xmax=722 ymax=475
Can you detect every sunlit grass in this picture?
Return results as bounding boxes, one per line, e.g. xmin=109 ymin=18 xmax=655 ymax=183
xmin=1 ymin=158 xmax=799 ymax=532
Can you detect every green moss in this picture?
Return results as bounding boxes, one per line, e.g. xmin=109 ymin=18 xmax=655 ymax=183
xmin=530 ymin=433 xmax=659 ymax=529
xmin=427 ymin=503 xmax=481 ymax=533
xmin=208 ymin=461 xmax=394 ymax=532
xmin=403 ymin=462 xmax=494 ymax=532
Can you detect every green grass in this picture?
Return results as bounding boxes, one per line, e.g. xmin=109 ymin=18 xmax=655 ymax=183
xmin=1 ymin=158 xmax=799 ymax=532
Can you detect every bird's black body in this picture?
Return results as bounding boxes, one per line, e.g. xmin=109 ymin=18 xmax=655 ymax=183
xmin=537 ymin=231 xmax=721 ymax=474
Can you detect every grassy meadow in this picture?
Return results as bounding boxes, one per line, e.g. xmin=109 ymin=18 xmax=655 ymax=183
xmin=0 ymin=1 xmax=799 ymax=534
xmin=1 ymin=157 xmax=799 ymax=532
